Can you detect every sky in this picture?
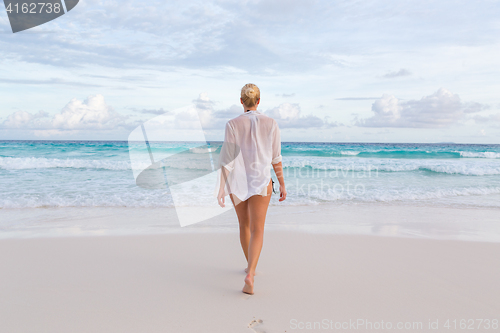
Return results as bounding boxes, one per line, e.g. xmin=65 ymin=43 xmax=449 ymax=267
xmin=1 ymin=0 xmax=500 ymax=143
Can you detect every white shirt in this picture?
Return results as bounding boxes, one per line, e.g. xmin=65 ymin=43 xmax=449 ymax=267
xmin=214 ymin=110 xmax=282 ymax=203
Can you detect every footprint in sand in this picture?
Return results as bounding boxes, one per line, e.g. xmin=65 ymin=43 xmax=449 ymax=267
xmin=248 ymin=319 xmax=266 ymax=333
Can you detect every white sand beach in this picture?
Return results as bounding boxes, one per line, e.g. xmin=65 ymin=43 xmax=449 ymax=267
xmin=3 ymin=0 xmax=500 ymax=332
xmin=1 ymin=223 xmax=499 ymax=332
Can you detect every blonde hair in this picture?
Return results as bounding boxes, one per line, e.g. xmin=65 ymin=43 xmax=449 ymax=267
xmin=241 ymin=83 xmax=260 ymax=108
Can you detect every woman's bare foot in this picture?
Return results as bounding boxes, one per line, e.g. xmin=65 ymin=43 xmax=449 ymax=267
xmin=244 ymin=268 xmax=256 ymax=276
xmin=242 ymin=274 xmax=254 ymax=295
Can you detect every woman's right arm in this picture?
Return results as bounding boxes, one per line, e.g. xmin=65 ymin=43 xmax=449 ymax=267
xmin=217 ymin=122 xmax=237 ymax=207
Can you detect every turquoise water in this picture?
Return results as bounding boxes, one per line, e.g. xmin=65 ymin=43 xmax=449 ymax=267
xmin=1 ymin=141 xmax=500 ymax=209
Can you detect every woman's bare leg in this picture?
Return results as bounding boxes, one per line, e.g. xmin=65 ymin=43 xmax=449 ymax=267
xmin=243 ymin=180 xmax=272 ymax=295
xmin=229 ymin=194 xmax=250 ymax=262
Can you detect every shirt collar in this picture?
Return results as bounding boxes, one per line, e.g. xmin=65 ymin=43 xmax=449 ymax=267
xmin=244 ymin=110 xmax=260 ymax=114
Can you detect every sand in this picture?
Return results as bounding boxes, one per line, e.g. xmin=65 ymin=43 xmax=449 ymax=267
xmin=1 ymin=230 xmax=499 ymax=332
xmin=2 ymin=203 xmax=500 ymax=241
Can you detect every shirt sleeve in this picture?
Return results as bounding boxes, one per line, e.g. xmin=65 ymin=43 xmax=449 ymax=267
xmin=271 ymin=120 xmax=282 ymax=164
xmin=219 ymin=121 xmax=238 ymax=172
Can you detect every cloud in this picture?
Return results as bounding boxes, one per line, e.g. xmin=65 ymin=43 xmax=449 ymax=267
xmin=211 ymin=105 xmax=242 ymax=120
xmin=264 ymin=103 xmax=338 ymax=129
xmin=80 ymin=74 xmax=149 ymax=82
xmin=0 ymin=77 xmax=102 ymax=87
xmin=0 ymin=1 xmax=453 ymax=74
xmin=335 ymin=97 xmax=379 ymax=101
xmin=187 ymin=93 xmax=233 ymax=130
xmin=133 ymin=108 xmax=170 ymax=115
xmin=382 ymin=68 xmax=412 ymax=78
xmin=1 ymin=0 xmax=498 ymax=82
xmin=174 ymin=94 xmax=338 ymax=132
xmin=52 ymin=95 xmax=132 ymax=130
xmin=1 ymin=94 xmax=136 ymax=133
xmin=143 ymin=93 xmax=234 ymax=131
xmin=474 ymin=113 xmax=500 ymax=125
xmin=1 ymin=110 xmax=49 ymax=129
xmin=356 ymin=88 xmax=488 ymax=128
xmin=192 ymin=92 xmax=215 ymax=110
xmin=275 ymin=93 xmax=296 ymax=97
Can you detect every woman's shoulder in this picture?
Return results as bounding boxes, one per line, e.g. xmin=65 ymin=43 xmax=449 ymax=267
xmin=228 ymin=111 xmax=277 ymax=127
xmin=257 ymin=113 xmax=278 ymax=127
xmin=255 ymin=111 xmax=276 ymax=121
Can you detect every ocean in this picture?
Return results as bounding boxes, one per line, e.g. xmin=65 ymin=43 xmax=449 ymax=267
xmin=1 ymin=140 xmax=500 ymax=239
xmin=1 ymin=140 xmax=500 ymax=209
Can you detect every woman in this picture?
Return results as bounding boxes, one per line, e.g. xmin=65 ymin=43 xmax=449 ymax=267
xmin=216 ymin=83 xmax=286 ymax=295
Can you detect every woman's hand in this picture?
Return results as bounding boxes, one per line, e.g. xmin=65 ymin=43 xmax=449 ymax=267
xmin=217 ymin=188 xmax=226 ymax=207
xmin=279 ymin=185 xmax=287 ymax=202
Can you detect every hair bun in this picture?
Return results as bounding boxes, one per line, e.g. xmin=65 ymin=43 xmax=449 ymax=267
xmin=246 ymin=88 xmax=256 ymax=98
xmin=240 ymin=83 xmax=260 ymax=108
